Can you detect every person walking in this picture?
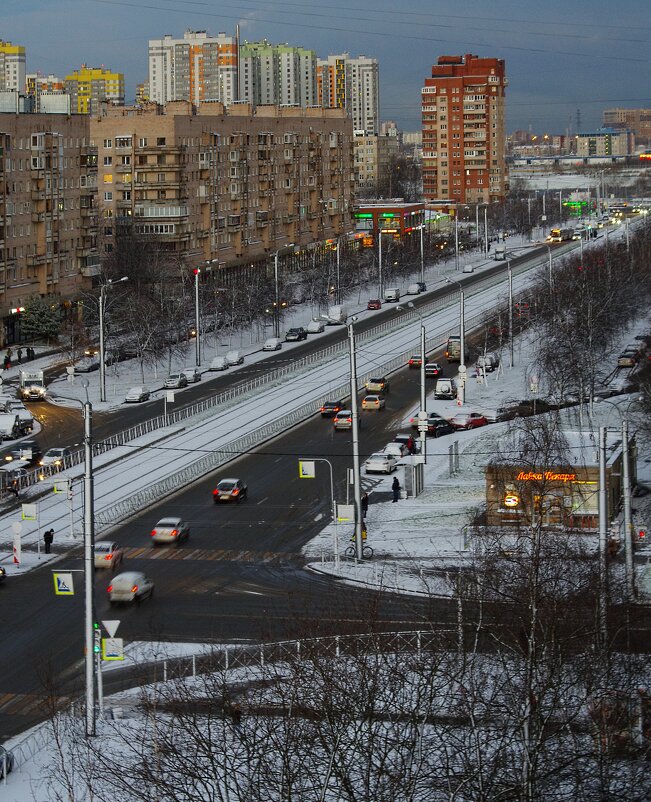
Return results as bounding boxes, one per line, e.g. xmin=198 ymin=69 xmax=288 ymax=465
xmin=392 ymin=476 xmax=401 ymax=503
xmin=44 ymin=529 xmax=54 ymax=554
xmin=3 ymin=352 xmax=10 ymax=371
xmin=361 ymin=492 xmax=369 ymax=519
xmin=16 ymin=347 xmax=22 ymax=364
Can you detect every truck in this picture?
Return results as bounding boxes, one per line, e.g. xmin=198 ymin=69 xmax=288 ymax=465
xmin=445 ymin=335 xmax=462 ymax=363
xmin=326 ymin=305 xmax=348 ymax=325
xmin=493 ymin=244 xmax=507 ymax=260
xmin=20 ymin=370 xmax=46 ymax=401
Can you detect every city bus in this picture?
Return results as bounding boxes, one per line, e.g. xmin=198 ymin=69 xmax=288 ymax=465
xmin=547 ymin=227 xmax=573 ymax=243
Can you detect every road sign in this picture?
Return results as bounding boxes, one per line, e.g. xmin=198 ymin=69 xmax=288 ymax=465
xmin=21 ymin=503 xmax=37 ymax=521
xmin=298 ymin=460 xmax=315 ymax=479
xmin=102 ymin=637 xmax=124 ymax=661
xmin=53 ymin=572 xmax=74 ymax=596
xmin=336 ymin=503 xmax=354 ymax=522
xmin=102 ymin=619 xmax=120 ymax=638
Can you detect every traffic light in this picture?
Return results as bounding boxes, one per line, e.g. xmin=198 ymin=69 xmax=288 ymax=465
xmin=93 ymin=622 xmax=101 ymax=654
xmin=639 ymin=529 xmax=646 ymax=542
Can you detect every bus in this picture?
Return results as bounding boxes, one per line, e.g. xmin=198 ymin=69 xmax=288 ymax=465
xmin=547 ymin=228 xmax=573 ymax=243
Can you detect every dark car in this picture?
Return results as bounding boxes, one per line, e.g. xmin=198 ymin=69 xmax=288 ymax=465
xmin=0 ymin=565 xmax=6 ymax=583
xmin=408 ymin=354 xmax=428 ymax=369
xmin=409 ymin=412 xmax=455 ymax=437
xmin=320 ymin=399 xmax=345 ymax=418
xmin=5 ymin=440 xmax=41 ymax=466
xmin=424 ymin=362 xmax=442 ymax=379
xmin=416 ymin=281 xmax=427 ymax=293
xmin=367 ymin=299 xmax=382 ymax=310
xmin=285 ymin=327 xmax=308 ymax=342
xmin=510 ymin=399 xmax=552 ymax=418
xmin=213 ymin=478 xmax=248 ymax=503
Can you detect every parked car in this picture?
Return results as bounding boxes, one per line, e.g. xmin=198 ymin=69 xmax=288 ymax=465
xmin=394 ymin=433 xmax=420 ymax=453
xmin=408 ymin=354 xmax=428 ymax=369
xmin=476 ymin=352 xmax=500 ymax=372
xmin=364 ymin=452 xmax=398 ymax=474
xmin=6 ymin=401 xmax=34 ymax=434
xmin=150 ymin=516 xmax=190 ymax=546
xmin=164 ymin=373 xmax=188 ymax=389
xmin=450 ymin=412 xmax=488 ymax=430
xmin=107 ymin=571 xmax=154 ymax=605
xmin=225 ymin=350 xmax=244 ymax=366
xmin=434 ymin=378 xmax=458 ymax=399
xmin=182 ymin=367 xmax=202 ymax=383
xmin=416 ymin=281 xmax=427 ymax=293
xmin=320 ymin=399 xmax=345 ymax=418
xmin=333 ymin=410 xmax=353 ymax=430
xmin=409 ymin=412 xmax=455 ymax=437
xmin=365 ymin=376 xmax=390 ymax=394
xmin=306 ymin=318 xmax=325 ymax=334
xmin=383 ymin=441 xmax=410 ymax=458
xmin=125 ymin=386 xmax=150 ymax=403
xmin=210 ymin=356 xmax=229 ymax=371
xmin=367 ymin=299 xmax=382 ymax=310
xmin=213 ymin=478 xmax=248 ymax=503
xmin=407 ymin=283 xmax=423 ymax=295
xmin=285 ymin=327 xmax=307 ymax=342
xmin=263 ymin=337 xmax=283 ymax=351
xmin=617 ymin=348 xmax=640 ymax=368
xmin=94 ymin=541 xmax=124 ymax=570
xmin=424 ymin=362 xmax=442 ymax=379
xmin=361 ymin=394 xmax=385 ymax=411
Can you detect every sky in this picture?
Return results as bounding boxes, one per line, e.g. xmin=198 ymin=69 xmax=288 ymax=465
xmin=4 ymin=1 xmax=651 ymax=135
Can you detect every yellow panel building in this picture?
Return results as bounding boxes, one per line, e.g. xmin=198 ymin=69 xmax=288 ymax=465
xmin=64 ymin=65 xmax=124 ymax=115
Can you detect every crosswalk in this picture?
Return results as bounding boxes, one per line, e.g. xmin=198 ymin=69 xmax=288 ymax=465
xmin=0 ymin=691 xmax=69 ymax=717
xmin=123 ymin=546 xmax=297 ymax=564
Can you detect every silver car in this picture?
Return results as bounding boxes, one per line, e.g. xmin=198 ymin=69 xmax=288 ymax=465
xmin=364 ymin=452 xmax=398 ymax=474
xmin=164 ymin=373 xmax=188 ymax=389
xmin=108 ymin=571 xmax=154 ymax=605
xmin=94 ymin=541 xmax=125 ymax=570
xmin=150 ymin=516 xmax=190 ymax=545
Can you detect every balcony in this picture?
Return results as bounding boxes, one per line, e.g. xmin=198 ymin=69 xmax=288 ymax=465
xmin=27 ymin=254 xmax=46 ymax=267
xmin=31 ymin=190 xmax=45 ymax=202
xmin=115 ymin=164 xmax=132 ymax=174
xmin=31 ymin=212 xmax=45 ymax=223
xmin=81 ymin=265 xmax=101 ymax=277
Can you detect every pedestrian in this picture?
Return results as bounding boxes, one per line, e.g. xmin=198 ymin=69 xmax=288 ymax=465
xmin=392 ymin=476 xmax=401 ymax=503
xmin=361 ymin=492 xmax=368 ymax=518
xmin=3 ymin=354 xmax=9 ymax=371
xmin=10 ymin=478 xmax=19 ymax=498
xmin=407 ymin=435 xmax=415 ymax=455
xmin=44 ymin=528 xmax=54 ymax=554
xmin=17 ymin=347 xmax=22 ymax=364
xmin=29 ymin=346 xmax=35 ymax=361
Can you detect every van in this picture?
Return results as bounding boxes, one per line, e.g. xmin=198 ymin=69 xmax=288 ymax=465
xmin=384 ymin=287 xmax=400 ymax=303
xmin=434 ymin=378 xmax=458 ymax=400
xmin=407 ymin=283 xmax=422 ymax=295
xmin=493 ymin=244 xmax=507 ymax=261
xmin=326 ymin=305 xmax=348 ymax=325
xmin=445 ymin=336 xmax=461 ymax=362
xmin=225 ymin=350 xmax=244 ymax=366
xmin=0 ymin=413 xmax=21 ymax=440
xmin=462 ymin=263 xmax=476 ymax=273
xmin=263 ymin=337 xmax=282 ymax=351
xmin=210 ymin=356 xmax=229 ymax=371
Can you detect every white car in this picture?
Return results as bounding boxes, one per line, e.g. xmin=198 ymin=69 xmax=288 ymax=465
xmin=307 ymin=319 xmax=325 ymax=334
xmin=125 ymin=386 xmax=150 ymax=403
xmin=364 ymin=452 xmax=398 ymax=474
xmin=383 ymin=441 xmax=409 ymax=459
xmin=107 ymin=571 xmax=154 ymax=605
xmin=263 ymin=337 xmax=283 ymax=351
xmin=182 ymin=367 xmax=201 ymax=383
xmin=39 ymin=447 xmax=72 ymax=469
xmin=210 ymin=356 xmax=229 ymax=371
xmin=164 ymin=373 xmax=188 ymax=389
xmin=150 ymin=516 xmax=190 ymax=545
xmin=94 ymin=541 xmax=124 ymax=570
xmin=225 ymin=350 xmax=244 ymax=366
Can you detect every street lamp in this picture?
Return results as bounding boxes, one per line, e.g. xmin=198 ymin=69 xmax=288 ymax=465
xmin=378 ymin=227 xmax=384 ymax=298
xmin=273 ymin=243 xmax=294 ymax=339
xmin=397 ymin=302 xmax=427 ymax=464
xmin=99 ymin=276 xmax=128 ymax=403
xmin=445 ymin=277 xmax=466 ymax=404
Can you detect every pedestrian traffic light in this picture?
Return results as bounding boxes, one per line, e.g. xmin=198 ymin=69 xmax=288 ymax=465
xmin=639 ymin=529 xmax=646 ymax=541
xmin=93 ymin=622 xmax=101 ymax=654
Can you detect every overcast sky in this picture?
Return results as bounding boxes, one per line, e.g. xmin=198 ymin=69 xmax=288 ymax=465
xmin=5 ymin=0 xmax=651 ymax=135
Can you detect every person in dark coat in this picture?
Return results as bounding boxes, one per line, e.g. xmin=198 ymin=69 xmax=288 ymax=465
xmin=361 ymin=492 xmax=369 ymax=518
xmin=44 ymin=529 xmax=54 ymax=554
xmin=392 ymin=476 xmax=401 ymax=503
xmin=17 ymin=348 xmax=22 ymax=363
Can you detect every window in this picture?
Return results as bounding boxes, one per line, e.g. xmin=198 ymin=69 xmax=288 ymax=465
xmin=104 ymin=192 xmax=113 ymax=201
xmin=103 ymin=174 xmax=113 ymax=184
xmin=157 ymin=137 xmax=166 ymax=146
xmin=103 ymin=156 xmax=112 ymax=166
xmin=103 ymin=139 xmax=112 ymax=148
xmin=139 ymin=137 xmax=147 ymax=147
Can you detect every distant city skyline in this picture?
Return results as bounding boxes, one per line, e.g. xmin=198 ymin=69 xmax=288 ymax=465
xmin=5 ymin=0 xmax=651 ymax=134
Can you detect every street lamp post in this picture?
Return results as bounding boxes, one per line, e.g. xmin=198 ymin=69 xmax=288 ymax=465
xmin=397 ymin=302 xmax=427 ymax=464
xmin=445 ymin=278 xmax=466 ymax=404
xmin=273 ymin=243 xmax=294 ymax=338
xmin=483 ymin=206 xmax=489 ymax=254
xmin=507 ymin=260 xmax=514 ymax=368
xmin=82 ymin=399 xmax=96 ymax=736
xmin=336 ymin=238 xmax=341 ymax=305
xmin=454 ymin=214 xmax=460 ymax=271
xmin=419 ymin=224 xmax=425 ymax=285
xmin=99 ymin=276 xmax=128 ymax=403
xmin=347 ymin=320 xmax=364 ymax=560
xmin=194 ymin=268 xmax=201 ymax=365
xmin=378 ymin=228 xmax=383 ymax=298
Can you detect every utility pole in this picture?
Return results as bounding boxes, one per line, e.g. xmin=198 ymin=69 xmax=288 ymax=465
xmin=194 ymin=268 xmax=201 ymax=365
xmin=347 ymin=321 xmax=364 ymax=560
xmin=508 ymin=261 xmax=514 ymax=368
xmin=83 ymin=401 xmax=96 ymax=737
xmin=598 ymin=426 xmax=608 ymax=647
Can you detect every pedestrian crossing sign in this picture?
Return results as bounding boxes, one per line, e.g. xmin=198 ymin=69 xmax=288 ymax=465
xmin=298 ymin=460 xmax=315 ymax=479
xmin=102 ymin=638 xmax=124 ymax=661
xmin=53 ymin=572 xmax=74 ymax=596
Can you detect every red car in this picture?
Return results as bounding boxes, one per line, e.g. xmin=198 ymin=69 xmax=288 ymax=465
xmin=367 ymin=299 xmax=382 ymax=310
xmin=449 ymin=412 xmax=488 ymax=430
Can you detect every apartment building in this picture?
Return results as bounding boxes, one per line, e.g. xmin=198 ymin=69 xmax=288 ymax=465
xmin=0 ymin=41 xmax=26 ymax=94
xmin=64 ymin=66 xmax=124 ymax=115
xmin=0 ymin=113 xmax=99 ymax=342
xmin=90 ymin=101 xmax=354 ymax=272
xmin=575 ymin=128 xmax=634 ymax=158
xmin=238 ymin=41 xmax=317 ymax=108
xmin=148 ymin=31 xmax=238 ymax=106
xmin=422 ymin=53 xmax=507 ymax=205
xmin=317 ymin=54 xmax=380 ymax=135
xmin=603 ymin=108 xmax=651 ymax=148
xmin=353 ymin=131 xmax=399 ymax=196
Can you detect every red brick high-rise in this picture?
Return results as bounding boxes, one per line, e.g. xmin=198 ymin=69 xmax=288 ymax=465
xmin=422 ymin=54 xmax=508 ymax=205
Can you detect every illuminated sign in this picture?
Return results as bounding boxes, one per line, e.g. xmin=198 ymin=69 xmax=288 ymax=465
xmin=516 ymin=471 xmax=576 ymax=483
xmin=504 ymin=493 xmax=520 ymax=508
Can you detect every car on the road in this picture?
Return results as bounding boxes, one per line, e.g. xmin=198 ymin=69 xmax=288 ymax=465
xmin=94 ymin=541 xmax=125 ymax=570
xmin=364 ymin=452 xmax=398 ymax=474
xmin=0 ymin=565 xmax=6 ymax=583
xmin=125 ymin=386 xmax=151 ymax=403
xmin=285 ymin=327 xmax=307 ymax=342
xmin=407 ymin=283 xmax=423 ymax=295
xmin=306 ymin=318 xmax=325 ymax=334
xmin=5 ymin=440 xmax=41 ymax=466
xmin=164 ymin=373 xmax=188 ymax=389
xmin=0 ymin=744 xmax=15 ymax=776
xmin=39 ymin=447 xmax=72 ymax=469
xmin=6 ymin=401 xmax=34 ymax=434
xmin=434 ymin=378 xmax=458 ymax=399
xmin=424 ymin=362 xmax=442 ymax=379
xmin=361 ymin=394 xmax=385 ymax=411
xmin=365 ymin=376 xmax=390 ymax=394
xmin=367 ymin=298 xmax=382 ymax=310
xmin=150 ymin=516 xmax=190 ymax=546
xmin=617 ymin=347 xmax=640 ymax=368
xmin=409 ymin=412 xmax=455 ymax=437
xmin=182 ymin=367 xmax=202 ymax=383
xmin=213 ymin=478 xmax=248 ymax=503
xmin=107 ymin=571 xmax=154 ymax=605
xmin=333 ymin=410 xmax=353 ymax=431
xmin=408 ymin=354 xmax=428 ymax=369
xmin=449 ymin=412 xmax=488 ymax=430
xmin=74 ymin=355 xmax=100 ymax=373
xmin=320 ymin=399 xmax=345 ymax=418
xmin=263 ymin=337 xmax=283 ymax=351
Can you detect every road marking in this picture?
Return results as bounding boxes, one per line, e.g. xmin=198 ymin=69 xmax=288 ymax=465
xmin=122 ymin=546 xmax=296 ymax=564
xmin=257 ymin=497 xmax=269 ymax=505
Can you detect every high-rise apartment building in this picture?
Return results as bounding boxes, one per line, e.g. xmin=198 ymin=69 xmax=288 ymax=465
xmin=353 ymin=131 xmax=399 ymax=197
xmin=0 ymin=113 xmax=99 ymax=341
xmin=0 ymin=40 xmax=26 ymax=94
xmin=422 ymin=53 xmax=508 ymax=204
xmin=602 ymin=108 xmax=651 ymax=148
xmin=64 ymin=66 xmax=124 ymax=114
xmin=148 ymin=30 xmax=238 ymax=105
xmin=238 ymin=41 xmax=317 ymax=107
xmin=317 ymin=54 xmax=379 ymax=135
